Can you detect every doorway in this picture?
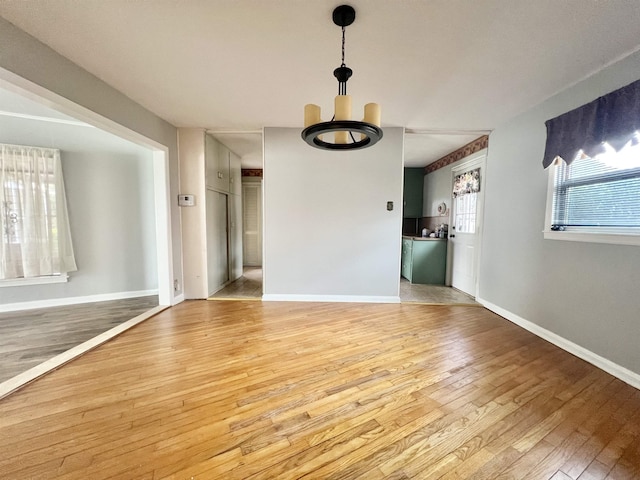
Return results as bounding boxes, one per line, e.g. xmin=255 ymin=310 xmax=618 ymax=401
xmin=209 ymin=175 xmax=263 ymax=300
xmin=449 ymin=153 xmax=486 ymax=297
xmin=0 ymin=73 xmax=174 ymax=306
xmin=242 ymin=180 xmax=262 ymax=266
xmin=0 ymin=72 xmax=174 ymax=396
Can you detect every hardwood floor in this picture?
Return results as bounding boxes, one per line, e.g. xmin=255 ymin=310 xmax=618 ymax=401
xmin=0 ymin=296 xmax=159 ymax=384
xmin=0 ymin=300 xmax=638 ymax=479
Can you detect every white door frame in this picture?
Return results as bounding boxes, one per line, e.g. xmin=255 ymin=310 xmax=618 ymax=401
xmin=447 ymin=150 xmax=487 ymax=298
xmin=0 ymin=68 xmax=176 ymax=306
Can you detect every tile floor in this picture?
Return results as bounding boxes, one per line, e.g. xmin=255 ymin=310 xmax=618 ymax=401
xmin=210 ymin=267 xmax=263 ymax=300
xmin=210 ymin=268 xmax=479 ymax=306
xmin=399 ymin=277 xmax=479 ymax=305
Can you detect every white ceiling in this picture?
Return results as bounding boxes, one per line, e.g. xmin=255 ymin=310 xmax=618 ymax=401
xmin=2 ymin=0 xmax=640 ymax=168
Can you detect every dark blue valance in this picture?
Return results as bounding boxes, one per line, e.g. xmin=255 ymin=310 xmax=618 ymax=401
xmin=542 ymin=78 xmax=640 ymax=168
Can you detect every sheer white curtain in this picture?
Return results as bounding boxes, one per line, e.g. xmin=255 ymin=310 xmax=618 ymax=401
xmin=0 ymin=143 xmax=77 ymax=280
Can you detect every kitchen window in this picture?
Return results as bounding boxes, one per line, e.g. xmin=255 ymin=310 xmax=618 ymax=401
xmin=452 ymin=167 xmax=481 ymax=234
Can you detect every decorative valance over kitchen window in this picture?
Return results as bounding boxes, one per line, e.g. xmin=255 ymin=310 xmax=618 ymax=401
xmin=452 ymin=168 xmax=480 ymax=197
xmin=542 ymin=78 xmax=640 ymax=168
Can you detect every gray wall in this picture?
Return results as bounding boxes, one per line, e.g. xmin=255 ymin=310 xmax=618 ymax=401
xmin=478 ymin=50 xmax=640 ymax=374
xmin=2 ymin=151 xmax=157 ymax=303
xmin=263 ymin=127 xmax=404 ymax=300
xmin=0 ymin=17 xmax=183 ymax=299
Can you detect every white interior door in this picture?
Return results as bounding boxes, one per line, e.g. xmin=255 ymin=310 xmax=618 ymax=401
xmin=242 ymin=181 xmax=262 ymax=266
xmin=449 ymin=155 xmax=486 ymax=297
xmin=206 ymin=189 xmax=229 ymax=295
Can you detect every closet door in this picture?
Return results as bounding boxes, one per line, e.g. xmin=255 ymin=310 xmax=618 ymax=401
xmin=228 ymin=191 xmax=243 ymax=281
xmin=242 ymin=182 xmax=262 ymax=266
xmin=206 ymin=189 xmax=229 ymax=295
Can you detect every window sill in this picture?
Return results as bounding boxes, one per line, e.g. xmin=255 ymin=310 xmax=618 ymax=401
xmin=543 ymin=230 xmax=640 ymax=246
xmin=0 ymin=274 xmax=69 ymax=288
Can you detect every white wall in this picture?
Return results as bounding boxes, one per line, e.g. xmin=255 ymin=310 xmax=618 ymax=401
xmin=478 ymin=50 xmax=640 ymax=376
xmin=424 ymin=166 xmax=450 ymax=218
xmin=263 ymin=127 xmax=404 ymax=301
xmin=178 ymin=128 xmax=207 ymax=299
xmin=0 ymin=17 xmax=182 ymax=301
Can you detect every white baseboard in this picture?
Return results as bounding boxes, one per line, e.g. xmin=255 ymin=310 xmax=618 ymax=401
xmin=0 ymin=304 xmax=168 ymax=400
xmin=262 ymin=294 xmax=401 ymax=304
xmin=172 ymin=293 xmax=185 ymax=305
xmin=477 ymin=297 xmax=640 ymax=390
xmin=0 ymin=289 xmax=159 ymax=313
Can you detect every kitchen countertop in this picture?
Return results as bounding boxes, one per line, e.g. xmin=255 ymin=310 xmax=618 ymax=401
xmin=402 ymin=235 xmax=447 ymax=241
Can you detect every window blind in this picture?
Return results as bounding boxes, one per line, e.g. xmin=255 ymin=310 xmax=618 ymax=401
xmin=552 ymin=151 xmax=640 ymax=228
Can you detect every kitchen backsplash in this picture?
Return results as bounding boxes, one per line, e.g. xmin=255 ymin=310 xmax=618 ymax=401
xmin=402 ymin=216 xmax=450 ymax=236
xmin=423 ymin=216 xmax=450 ymax=233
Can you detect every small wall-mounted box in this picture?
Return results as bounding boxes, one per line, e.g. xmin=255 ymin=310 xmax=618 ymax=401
xmin=178 ymin=194 xmax=195 ymax=207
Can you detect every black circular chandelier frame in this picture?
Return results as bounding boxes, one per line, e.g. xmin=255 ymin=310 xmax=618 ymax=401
xmin=302 ymin=121 xmax=383 ymax=150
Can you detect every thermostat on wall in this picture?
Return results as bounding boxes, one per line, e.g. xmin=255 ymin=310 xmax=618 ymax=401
xmin=178 ymin=194 xmax=195 ymax=206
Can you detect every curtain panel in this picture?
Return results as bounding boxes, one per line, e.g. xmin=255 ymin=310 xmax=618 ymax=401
xmin=0 ymin=144 xmax=77 ymax=279
xmin=542 ymin=78 xmax=640 ymax=168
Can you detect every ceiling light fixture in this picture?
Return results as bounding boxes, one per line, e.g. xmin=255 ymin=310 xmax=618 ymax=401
xmin=302 ymin=5 xmax=382 ymax=151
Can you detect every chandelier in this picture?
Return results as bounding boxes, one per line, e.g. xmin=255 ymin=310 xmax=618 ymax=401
xmin=301 ymin=5 xmax=383 ymax=151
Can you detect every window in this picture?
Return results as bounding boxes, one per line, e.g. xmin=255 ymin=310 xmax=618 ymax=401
xmin=544 ymin=135 xmax=640 ymax=245
xmin=542 ymin=77 xmax=640 ymax=246
xmin=452 ymin=167 xmax=480 ymax=233
xmin=1 ymin=143 xmax=77 ymax=283
xmin=454 ymin=194 xmax=477 ymax=233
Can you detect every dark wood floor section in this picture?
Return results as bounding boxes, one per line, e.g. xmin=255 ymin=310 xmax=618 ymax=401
xmin=0 ymin=295 xmax=159 ymax=383
xmin=0 ymin=301 xmax=639 ymax=479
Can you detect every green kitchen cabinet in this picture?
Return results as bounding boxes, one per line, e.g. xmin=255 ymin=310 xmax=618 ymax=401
xmin=403 ymin=168 xmax=424 ymax=218
xmin=401 ymin=238 xmax=413 ymax=280
xmin=401 ymin=237 xmax=447 ymax=285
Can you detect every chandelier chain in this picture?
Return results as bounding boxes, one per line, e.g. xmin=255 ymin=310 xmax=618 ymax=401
xmin=337 ymin=25 xmax=347 ymax=95
xmin=341 ymin=26 xmax=346 ymax=67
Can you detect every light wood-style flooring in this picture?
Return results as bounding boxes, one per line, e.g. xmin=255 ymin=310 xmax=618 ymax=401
xmin=1 ymin=300 xmax=639 ymax=479
xmin=0 ymin=296 xmax=158 ymax=384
